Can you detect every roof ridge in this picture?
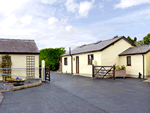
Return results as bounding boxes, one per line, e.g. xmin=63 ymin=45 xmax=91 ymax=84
xmin=77 ymin=36 xmax=122 ymax=47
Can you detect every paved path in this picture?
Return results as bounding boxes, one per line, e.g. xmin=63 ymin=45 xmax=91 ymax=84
xmin=0 ymin=72 xmax=150 ymax=113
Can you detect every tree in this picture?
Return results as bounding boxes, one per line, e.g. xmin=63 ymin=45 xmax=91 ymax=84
xmin=39 ymin=47 xmax=66 ymax=70
xmin=135 ymin=40 xmax=144 ymax=45
xmin=143 ymin=33 xmax=150 ymax=44
xmin=127 ymin=36 xmax=137 ymax=44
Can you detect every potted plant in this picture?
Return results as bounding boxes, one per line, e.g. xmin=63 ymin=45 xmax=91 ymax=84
xmin=115 ymin=64 xmax=126 ymax=78
xmin=7 ymin=78 xmax=14 ymax=83
xmin=13 ymin=77 xmax=25 ymax=86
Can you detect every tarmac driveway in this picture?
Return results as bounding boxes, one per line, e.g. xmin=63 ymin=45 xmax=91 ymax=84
xmin=0 ymin=72 xmax=150 ymax=113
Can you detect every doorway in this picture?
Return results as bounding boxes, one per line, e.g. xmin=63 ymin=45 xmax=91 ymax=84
xmin=76 ymin=56 xmax=79 ymax=73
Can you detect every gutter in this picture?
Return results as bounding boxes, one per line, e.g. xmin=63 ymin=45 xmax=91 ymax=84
xmin=142 ymin=54 xmax=145 ymax=79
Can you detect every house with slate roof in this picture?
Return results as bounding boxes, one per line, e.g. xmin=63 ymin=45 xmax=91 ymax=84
xmin=0 ymin=38 xmax=40 ymax=81
xmin=60 ymin=36 xmax=150 ymax=78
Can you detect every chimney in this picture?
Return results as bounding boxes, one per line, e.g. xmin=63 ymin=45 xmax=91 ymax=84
xmin=69 ymin=47 xmax=71 ymax=55
xmin=114 ymin=35 xmax=118 ymax=38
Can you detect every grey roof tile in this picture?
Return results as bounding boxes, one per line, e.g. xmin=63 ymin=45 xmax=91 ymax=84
xmin=0 ymin=38 xmax=40 ymax=54
xmin=61 ymin=36 xmax=134 ymax=56
xmin=119 ymin=45 xmax=150 ymax=56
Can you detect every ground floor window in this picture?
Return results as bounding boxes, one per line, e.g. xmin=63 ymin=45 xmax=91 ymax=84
xmin=64 ymin=57 xmax=68 ymax=65
xmin=88 ymin=54 xmax=94 ymax=65
xmin=127 ymin=56 xmax=131 ymax=66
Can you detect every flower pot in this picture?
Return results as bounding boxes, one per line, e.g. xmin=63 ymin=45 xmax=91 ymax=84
xmin=115 ymin=70 xmax=126 ymax=78
xmin=13 ymin=80 xmax=25 ymax=86
xmin=7 ymin=80 xmax=14 ymax=83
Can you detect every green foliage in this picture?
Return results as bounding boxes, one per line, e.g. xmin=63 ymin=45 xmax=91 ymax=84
xmin=4 ymin=55 xmax=10 ymax=60
xmin=114 ymin=64 xmax=126 ymax=70
xmin=143 ymin=33 xmax=150 ymax=44
xmin=39 ymin=47 xmax=66 ymax=71
xmin=135 ymin=40 xmax=144 ymax=45
xmin=121 ymin=65 xmax=126 ymax=70
xmin=127 ymin=36 xmax=137 ymax=44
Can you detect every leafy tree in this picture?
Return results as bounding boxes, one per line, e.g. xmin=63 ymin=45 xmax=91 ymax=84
xmin=135 ymin=40 xmax=144 ymax=45
xmin=39 ymin=47 xmax=65 ymax=70
xmin=127 ymin=36 xmax=137 ymax=44
xmin=143 ymin=33 xmax=150 ymax=44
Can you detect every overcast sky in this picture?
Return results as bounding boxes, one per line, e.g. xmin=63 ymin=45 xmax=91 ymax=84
xmin=0 ymin=0 xmax=150 ymax=53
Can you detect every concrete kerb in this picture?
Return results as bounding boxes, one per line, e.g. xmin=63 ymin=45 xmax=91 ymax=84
xmin=0 ymin=93 xmax=4 ymax=106
xmin=0 ymin=80 xmax=42 ymax=93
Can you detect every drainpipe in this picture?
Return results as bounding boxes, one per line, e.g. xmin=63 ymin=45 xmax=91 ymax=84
xmin=69 ymin=47 xmax=73 ymax=74
xmin=142 ymin=54 xmax=144 ymax=79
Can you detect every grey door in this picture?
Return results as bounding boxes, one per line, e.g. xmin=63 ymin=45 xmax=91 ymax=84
xmin=76 ymin=56 xmax=79 ymax=73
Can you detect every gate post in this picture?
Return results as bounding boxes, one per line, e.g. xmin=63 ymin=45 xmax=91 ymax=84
xmin=92 ymin=65 xmax=94 ymax=78
xmin=41 ymin=60 xmax=45 ymax=82
xmin=113 ymin=65 xmax=115 ymax=80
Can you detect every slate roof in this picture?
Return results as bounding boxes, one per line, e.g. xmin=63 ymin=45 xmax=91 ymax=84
xmin=61 ymin=36 xmax=135 ymax=56
xmin=119 ymin=45 xmax=150 ymax=56
xmin=0 ymin=38 xmax=40 ymax=54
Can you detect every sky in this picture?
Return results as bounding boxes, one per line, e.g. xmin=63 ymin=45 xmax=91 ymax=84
xmin=0 ymin=0 xmax=150 ymax=53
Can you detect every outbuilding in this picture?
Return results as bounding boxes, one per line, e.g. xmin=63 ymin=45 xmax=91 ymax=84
xmin=0 ymin=38 xmax=40 ymax=81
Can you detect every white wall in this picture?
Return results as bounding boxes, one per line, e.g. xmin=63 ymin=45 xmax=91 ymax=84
xmin=101 ymin=38 xmax=133 ymax=66
xmin=62 ymin=56 xmax=71 ymax=73
xmin=72 ymin=51 xmax=101 ymax=77
xmin=119 ymin=55 xmax=143 ymax=78
xmin=0 ymin=54 xmax=39 ymax=80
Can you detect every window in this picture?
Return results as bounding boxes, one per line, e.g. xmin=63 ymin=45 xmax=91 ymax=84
xmin=26 ymin=56 xmax=35 ymax=77
xmin=64 ymin=58 xmax=68 ymax=65
xmin=88 ymin=54 xmax=94 ymax=65
xmin=127 ymin=56 xmax=131 ymax=66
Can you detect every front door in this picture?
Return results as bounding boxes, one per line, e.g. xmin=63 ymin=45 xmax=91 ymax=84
xmin=76 ymin=56 xmax=79 ymax=73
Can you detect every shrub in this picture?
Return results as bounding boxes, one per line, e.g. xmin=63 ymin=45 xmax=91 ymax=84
xmin=121 ymin=65 xmax=126 ymax=70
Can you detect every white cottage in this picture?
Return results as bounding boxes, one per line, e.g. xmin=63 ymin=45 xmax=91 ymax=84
xmin=60 ymin=36 xmax=150 ymax=78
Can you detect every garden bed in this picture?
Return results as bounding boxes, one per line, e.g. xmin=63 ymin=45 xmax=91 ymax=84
xmin=0 ymin=79 xmax=42 ymax=93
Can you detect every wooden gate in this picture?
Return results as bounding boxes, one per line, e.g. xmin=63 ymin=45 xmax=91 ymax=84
xmin=45 ymin=65 xmax=50 ymax=81
xmin=92 ymin=65 xmax=115 ymax=80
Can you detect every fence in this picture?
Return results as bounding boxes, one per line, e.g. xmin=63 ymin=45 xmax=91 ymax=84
xmin=0 ymin=66 xmax=50 ymax=82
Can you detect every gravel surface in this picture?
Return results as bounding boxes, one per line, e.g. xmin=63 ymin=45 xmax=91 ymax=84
xmin=0 ymin=93 xmax=3 ymax=105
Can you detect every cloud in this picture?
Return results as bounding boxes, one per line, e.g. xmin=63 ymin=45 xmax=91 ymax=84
xmin=41 ymin=0 xmax=65 ymax=4
xmin=78 ymin=0 xmax=95 ymax=18
xmin=21 ymin=15 xmax=32 ymax=25
xmin=65 ymin=0 xmax=95 ymax=18
xmin=0 ymin=14 xmax=17 ymax=28
xmin=0 ymin=0 xmax=31 ymax=16
xmin=48 ymin=17 xmax=58 ymax=25
xmin=65 ymin=0 xmax=79 ymax=13
xmin=66 ymin=25 xmax=73 ymax=31
xmin=91 ymin=7 xmax=150 ymax=26
xmin=99 ymin=3 xmax=104 ymax=9
xmin=114 ymin=0 xmax=150 ymax=9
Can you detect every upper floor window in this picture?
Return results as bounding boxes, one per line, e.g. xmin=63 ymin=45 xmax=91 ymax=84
xmin=127 ymin=56 xmax=131 ymax=66
xmin=64 ymin=57 xmax=68 ymax=65
xmin=88 ymin=54 xmax=94 ymax=65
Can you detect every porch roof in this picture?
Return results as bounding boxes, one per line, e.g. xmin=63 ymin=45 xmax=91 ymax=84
xmin=119 ymin=44 xmax=150 ymax=56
